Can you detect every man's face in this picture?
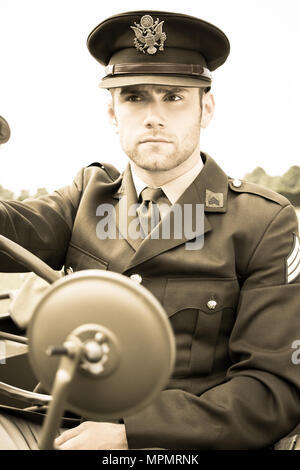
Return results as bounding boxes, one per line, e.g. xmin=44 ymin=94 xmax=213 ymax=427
xmin=109 ymin=85 xmax=204 ymax=172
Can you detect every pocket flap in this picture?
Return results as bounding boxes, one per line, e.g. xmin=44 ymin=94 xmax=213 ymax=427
xmin=163 ymin=278 xmax=239 ymax=317
xmin=65 ymin=243 xmax=108 ymax=272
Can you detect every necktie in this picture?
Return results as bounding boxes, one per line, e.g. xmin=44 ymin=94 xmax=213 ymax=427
xmin=137 ymin=187 xmax=164 ymax=238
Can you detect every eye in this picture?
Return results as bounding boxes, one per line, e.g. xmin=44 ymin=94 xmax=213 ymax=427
xmin=164 ymin=94 xmax=182 ymax=102
xmin=125 ymin=94 xmax=143 ymax=102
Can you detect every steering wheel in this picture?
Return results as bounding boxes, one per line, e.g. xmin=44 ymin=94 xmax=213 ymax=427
xmin=0 ymin=235 xmax=176 ymax=448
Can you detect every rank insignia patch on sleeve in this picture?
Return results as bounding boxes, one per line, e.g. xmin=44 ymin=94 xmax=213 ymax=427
xmin=286 ymin=234 xmax=300 ymax=283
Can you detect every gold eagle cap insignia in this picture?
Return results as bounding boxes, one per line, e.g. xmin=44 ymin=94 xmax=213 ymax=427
xmin=130 ymin=15 xmax=167 ymax=55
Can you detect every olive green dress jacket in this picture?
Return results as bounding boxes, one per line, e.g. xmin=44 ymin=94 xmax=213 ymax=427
xmin=0 ymin=153 xmax=300 ymax=449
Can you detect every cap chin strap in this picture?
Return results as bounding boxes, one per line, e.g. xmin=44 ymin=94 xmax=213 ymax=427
xmin=104 ymin=63 xmax=212 ymax=81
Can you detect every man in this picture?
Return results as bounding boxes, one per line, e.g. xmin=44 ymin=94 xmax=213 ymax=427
xmin=0 ymin=10 xmax=300 ymax=450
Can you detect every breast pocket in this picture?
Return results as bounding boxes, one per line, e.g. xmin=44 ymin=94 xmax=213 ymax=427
xmin=163 ymin=278 xmax=239 ymax=378
xmin=65 ymin=243 xmax=109 ymax=272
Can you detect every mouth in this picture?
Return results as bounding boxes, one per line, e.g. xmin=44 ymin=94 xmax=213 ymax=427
xmin=139 ymin=138 xmax=172 ymax=144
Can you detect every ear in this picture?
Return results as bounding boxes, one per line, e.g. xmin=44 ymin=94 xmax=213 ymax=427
xmin=107 ymin=97 xmax=119 ymax=133
xmin=200 ymin=91 xmax=215 ymax=128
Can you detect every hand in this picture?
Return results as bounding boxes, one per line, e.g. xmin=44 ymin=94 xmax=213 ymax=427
xmin=54 ymin=421 xmax=128 ymax=450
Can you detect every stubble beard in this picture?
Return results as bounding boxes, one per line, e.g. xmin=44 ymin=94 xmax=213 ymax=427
xmin=121 ymin=122 xmax=201 ymax=172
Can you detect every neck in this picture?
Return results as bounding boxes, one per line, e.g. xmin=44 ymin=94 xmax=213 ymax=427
xmin=131 ymin=145 xmax=201 ymax=187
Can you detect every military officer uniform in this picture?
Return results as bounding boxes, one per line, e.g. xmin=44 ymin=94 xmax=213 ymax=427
xmin=0 ymin=11 xmax=300 ymax=450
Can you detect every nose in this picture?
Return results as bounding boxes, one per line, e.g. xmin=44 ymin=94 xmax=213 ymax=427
xmin=143 ymin=102 xmax=165 ymax=129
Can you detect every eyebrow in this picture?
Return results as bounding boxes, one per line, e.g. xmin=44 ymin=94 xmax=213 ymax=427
xmin=119 ymin=86 xmax=189 ymax=95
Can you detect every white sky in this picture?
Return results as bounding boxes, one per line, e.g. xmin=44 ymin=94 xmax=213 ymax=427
xmin=0 ymin=0 xmax=299 ymax=193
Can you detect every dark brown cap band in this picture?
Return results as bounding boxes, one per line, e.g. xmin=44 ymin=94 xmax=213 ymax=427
xmin=104 ymin=63 xmax=212 ymax=81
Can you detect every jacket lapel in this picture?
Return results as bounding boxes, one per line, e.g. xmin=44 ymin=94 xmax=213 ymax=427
xmin=113 ymin=164 xmax=142 ymax=251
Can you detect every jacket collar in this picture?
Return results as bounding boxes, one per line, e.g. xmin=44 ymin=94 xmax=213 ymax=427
xmin=113 ymin=152 xmax=228 ymax=210
xmin=196 ymin=152 xmax=228 ymax=213
xmin=112 ymin=152 xmax=229 ymax=267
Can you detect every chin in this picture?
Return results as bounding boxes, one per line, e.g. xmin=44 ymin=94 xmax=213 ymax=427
xmin=138 ymin=161 xmax=176 ymax=172
xmin=133 ymin=153 xmax=180 ymax=172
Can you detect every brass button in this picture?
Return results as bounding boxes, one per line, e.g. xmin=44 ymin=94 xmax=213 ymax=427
xmin=130 ymin=274 xmax=142 ymax=284
xmin=207 ymin=300 xmax=217 ymax=310
xmin=232 ymin=179 xmax=242 ymax=188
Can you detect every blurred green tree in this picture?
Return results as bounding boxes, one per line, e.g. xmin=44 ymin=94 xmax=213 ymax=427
xmin=244 ymin=166 xmax=300 ymax=206
xmin=33 ymin=187 xmax=48 ymax=198
xmin=17 ymin=189 xmax=31 ymax=201
xmin=0 ymin=184 xmax=14 ymax=200
xmin=279 ymin=166 xmax=300 ymax=193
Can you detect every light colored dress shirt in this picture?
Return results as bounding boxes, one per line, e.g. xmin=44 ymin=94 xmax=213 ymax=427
xmin=130 ymin=157 xmax=204 ymax=219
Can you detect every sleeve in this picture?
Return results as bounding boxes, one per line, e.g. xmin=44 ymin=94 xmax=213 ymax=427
xmin=123 ymin=203 xmax=300 ymax=450
xmin=0 ymin=169 xmax=84 ymax=271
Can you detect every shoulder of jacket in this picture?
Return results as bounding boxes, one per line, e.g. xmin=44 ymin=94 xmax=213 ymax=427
xmin=228 ymin=177 xmax=290 ymax=207
xmin=85 ymin=162 xmax=120 ymax=182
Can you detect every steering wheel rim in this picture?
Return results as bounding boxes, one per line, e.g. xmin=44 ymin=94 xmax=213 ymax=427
xmin=0 ymin=381 xmax=51 ymax=406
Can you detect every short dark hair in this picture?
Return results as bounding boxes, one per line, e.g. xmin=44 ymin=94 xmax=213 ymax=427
xmin=199 ymin=86 xmax=211 ymax=108
xmin=200 ymin=86 xmax=211 ymax=97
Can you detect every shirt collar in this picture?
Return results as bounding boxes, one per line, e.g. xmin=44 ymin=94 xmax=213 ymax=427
xmin=130 ymin=156 xmax=204 ymax=205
